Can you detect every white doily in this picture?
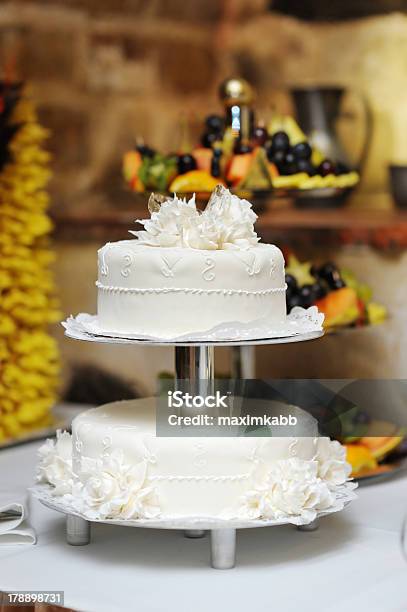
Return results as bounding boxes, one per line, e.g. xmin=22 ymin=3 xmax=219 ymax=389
xmin=30 ymin=481 xmax=356 ymax=530
xmin=62 ymin=306 xmax=324 ymax=343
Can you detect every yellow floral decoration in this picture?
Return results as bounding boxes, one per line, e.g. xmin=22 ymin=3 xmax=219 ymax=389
xmin=0 ymin=89 xmax=61 ymax=442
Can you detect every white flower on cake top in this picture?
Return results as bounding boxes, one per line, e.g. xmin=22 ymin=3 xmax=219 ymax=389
xmin=131 ymin=186 xmax=259 ymax=250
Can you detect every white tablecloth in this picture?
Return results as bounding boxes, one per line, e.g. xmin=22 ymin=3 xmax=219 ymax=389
xmin=0 ymin=441 xmax=406 ymax=612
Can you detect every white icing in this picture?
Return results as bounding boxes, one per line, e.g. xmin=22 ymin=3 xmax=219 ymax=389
xmin=202 ymin=257 xmax=216 ymax=281
xmin=269 ymin=258 xmax=276 ymax=276
xmin=120 ymin=253 xmax=133 ymax=277
xmin=96 ymin=281 xmax=285 ymax=296
xmin=99 ymin=243 xmax=111 ymax=276
xmin=161 ymin=255 xmax=182 ymax=278
xmin=101 ymin=435 xmax=112 ymax=456
xmin=288 ymin=438 xmax=298 ymax=457
xmin=193 ymin=442 xmax=207 ymax=468
xmin=147 ymin=474 xmax=251 ymax=482
xmin=131 ymin=188 xmax=259 ymax=251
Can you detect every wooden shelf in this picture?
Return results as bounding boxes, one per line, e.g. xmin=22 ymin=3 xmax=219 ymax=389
xmin=50 ymin=199 xmax=407 ymax=249
xmin=256 ymin=206 xmax=407 ymax=249
xmin=257 ymin=207 xmax=407 ymax=230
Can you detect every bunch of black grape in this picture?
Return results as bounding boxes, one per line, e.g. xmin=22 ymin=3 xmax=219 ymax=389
xmin=266 ymin=131 xmax=349 ymax=177
xmin=286 ymin=262 xmax=346 ymax=312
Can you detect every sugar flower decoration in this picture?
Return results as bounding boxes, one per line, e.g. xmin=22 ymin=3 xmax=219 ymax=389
xmin=36 ymin=430 xmax=73 ymax=496
xmin=130 ymin=185 xmax=259 ymax=250
xmin=315 ymin=438 xmax=352 ymax=489
xmin=238 ymin=458 xmax=334 ymax=523
xmin=70 ymin=450 xmax=160 ymax=521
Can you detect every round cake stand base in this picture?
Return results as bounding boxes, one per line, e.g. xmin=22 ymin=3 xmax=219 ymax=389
xmin=31 ymin=483 xmax=358 ymax=571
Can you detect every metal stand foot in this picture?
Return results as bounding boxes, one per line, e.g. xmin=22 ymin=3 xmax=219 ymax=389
xmin=184 ymin=529 xmax=205 ymax=538
xmin=297 ymin=518 xmax=320 ymax=532
xmin=66 ymin=514 xmax=90 ymax=545
xmin=211 ymin=529 xmax=236 ymax=569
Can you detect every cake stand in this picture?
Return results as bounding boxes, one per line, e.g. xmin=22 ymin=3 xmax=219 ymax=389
xmin=42 ymin=317 xmax=342 ymax=570
xmin=32 ymin=481 xmax=355 ymax=570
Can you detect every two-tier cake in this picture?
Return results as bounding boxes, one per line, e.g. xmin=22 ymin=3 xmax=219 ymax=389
xmin=36 ymin=186 xmax=353 ymax=525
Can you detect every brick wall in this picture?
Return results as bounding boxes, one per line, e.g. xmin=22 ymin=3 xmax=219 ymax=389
xmin=0 ymin=0 xmax=267 ymax=208
xmin=2 ymin=1 xmax=407 ymax=210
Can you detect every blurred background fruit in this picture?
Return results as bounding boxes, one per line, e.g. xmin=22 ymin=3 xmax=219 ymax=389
xmin=122 ymin=79 xmax=359 ymax=197
xmin=0 ymin=84 xmax=61 ymax=443
xmin=285 ymin=254 xmax=387 ymax=329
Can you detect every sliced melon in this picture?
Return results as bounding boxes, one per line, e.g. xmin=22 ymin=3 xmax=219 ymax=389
xmin=236 ymin=147 xmax=273 ymax=191
xmin=192 ymin=148 xmax=213 ymax=174
xmin=169 ymin=170 xmax=224 ymax=193
xmin=123 ymin=150 xmax=142 ymax=182
xmin=345 ymin=444 xmax=377 ymax=474
xmin=285 ymin=255 xmax=314 ymax=287
xmin=268 ymin=162 xmax=279 ymax=179
xmin=367 ymin=302 xmax=387 ymax=325
xmin=315 ymin=287 xmax=359 ymax=328
xmin=360 ymin=436 xmax=403 ymax=460
xmin=267 ymin=114 xmax=306 ymax=145
xmin=273 ymin=173 xmax=308 ymax=189
xmin=226 ymin=152 xmax=253 ymax=186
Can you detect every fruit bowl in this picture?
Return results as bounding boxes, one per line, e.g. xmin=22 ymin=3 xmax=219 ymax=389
xmin=123 ymin=91 xmax=359 ymax=209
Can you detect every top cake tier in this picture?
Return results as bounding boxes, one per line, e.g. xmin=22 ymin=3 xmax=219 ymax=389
xmin=96 ymin=187 xmax=287 ymax=338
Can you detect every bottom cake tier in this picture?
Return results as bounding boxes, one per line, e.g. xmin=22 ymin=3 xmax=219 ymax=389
xmin=36 ymin=398 xmax=352 ymax=524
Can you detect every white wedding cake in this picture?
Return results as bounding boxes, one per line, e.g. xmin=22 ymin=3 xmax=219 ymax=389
xmin=35 ymin=186 xmax=354 ymax=527
xmin=97 ymin=186 xmax=286 ymax=338
xmin=37 ymin=398 xmax=352 ymax=523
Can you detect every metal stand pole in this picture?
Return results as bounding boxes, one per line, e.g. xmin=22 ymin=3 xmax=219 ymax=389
xmin=175 ymin=345 xmax=214 ymax=540
xmin=175 ymin=345 xmax=214 ymax=394
xmin=210 ymin=528 xmax=236 ymax=569
xmin=297 ymin=518 xmax=320 ymax=532
xmin=66 ymin=514 xmax=90 ymax=545
xmin=231 ymin=346 xmax=255 ymax=379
